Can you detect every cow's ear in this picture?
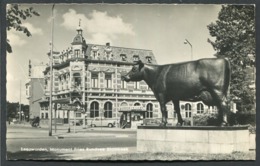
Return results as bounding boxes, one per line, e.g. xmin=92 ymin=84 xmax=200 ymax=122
xmin=138 ymin=60 xmax=144 ymax=70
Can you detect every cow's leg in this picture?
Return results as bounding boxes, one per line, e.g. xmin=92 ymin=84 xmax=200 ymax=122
xmin=158 ymin=94 xmax=167 ymax=127
xmin=173 ymin=100 xmax=184 ymax=126
xmin=159 ymin=103 xmax=167 ymax=126
xmin=212 ymin=90 xmax=228 ymax=126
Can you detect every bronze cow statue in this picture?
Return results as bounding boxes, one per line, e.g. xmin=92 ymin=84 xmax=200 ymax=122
xmin=122 ymin=58 xmax=231 ymax=126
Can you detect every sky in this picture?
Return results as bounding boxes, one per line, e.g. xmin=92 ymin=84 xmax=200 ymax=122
xmin=6 ymin=4 xmax=222 ymax=104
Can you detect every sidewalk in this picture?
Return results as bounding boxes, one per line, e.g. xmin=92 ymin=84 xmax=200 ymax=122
xmin=9 ymin=122 xmax=136 ymax=132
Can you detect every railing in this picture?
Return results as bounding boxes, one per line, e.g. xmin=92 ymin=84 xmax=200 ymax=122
xmin=120 ymin=106 xmax=146 ymax=111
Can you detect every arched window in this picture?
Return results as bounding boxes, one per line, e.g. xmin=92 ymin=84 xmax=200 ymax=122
xmin=146 ymin=103 xmax=153 ymax=118
xmin=104 ymin=102 xmax=113 ymax=118
xmin=185 ymin=103 xmax=192 ymax=118
xmin=120 ymin=102 xmax=128 ymax=111
xmin=197 ymin=103 xmax=204 ymax=114
xmin=134 ymin=103 xmax=140 ymax=106
xmin=90 ymin=101 xmax=99 ymax=118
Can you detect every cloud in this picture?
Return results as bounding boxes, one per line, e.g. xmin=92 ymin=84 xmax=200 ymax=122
xmin=22 ymin=22 xmax=43 ymax=35
xmin=61 ymin=9 xmax=135 ymax=44
xmin=7 ymin=30 xmax=27 ymax=47
xmin=7 ymin=23 xmax=43 ymax=48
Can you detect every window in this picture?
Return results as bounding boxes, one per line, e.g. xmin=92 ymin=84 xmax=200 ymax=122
xmin=41 ymin=113 xmax=44 ymax=119
xmin=120 ymin=54 xmax=127 ymax=61
xmin=75 ymin=49 xmax=80 ymax=58
xmin=105 ymin=74 xmax=112 ymax=88
xmin=121 ymin=80 xmax=127 ymax=89
xmin=134 ymin=82 xmax=140 ymax=89
xmin=45 ymin=113 xmax=48 ymax=119
xmin=185 ymin=103 xmax=192 ymax=118
xmin=90 ymin=101 xmax=99 ymax=118
xmin=133 ymin=55 xmax=139 ymax=62
xmin=197 ymin=103 xmax=204 ymax=114
xmin=134 ymin=103 xmax=140 ymax=106
xmin=104 ymin=102 xmax=113 ymax=118
xmin=91 ymin=73 xmax=99 ymax=88
xmin=146 ymin=103 xmax=153 ymax=118
xmin=76 ymin=113 xmax=81 ymax=118
xmin=146 ymin=56 xmax=152 ymax=63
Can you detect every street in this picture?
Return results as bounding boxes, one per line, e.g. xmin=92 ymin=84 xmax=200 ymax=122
xmin=6 ymin=124 xmax=137 ymax=160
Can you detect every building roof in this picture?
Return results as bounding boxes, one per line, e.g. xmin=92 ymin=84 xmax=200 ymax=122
xmin=86 ymin=43 xmax=157 ymax=64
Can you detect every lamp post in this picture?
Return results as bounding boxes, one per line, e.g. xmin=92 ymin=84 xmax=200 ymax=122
xmin=184 ymin=39 xmax=193 ymax=60
xmin=184 ymin=39 xmax=194 ymax=126
xmin=49 ymin=4 xmax=55 ymax=136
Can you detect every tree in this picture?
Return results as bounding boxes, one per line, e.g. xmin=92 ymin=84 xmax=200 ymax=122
xmin=6 ymin=101 xmax=19 ymax=120
xmin=6 ymin=4 xmax=40 ymax=53
xmin=207 ymin=5 xmax=255 ymax=113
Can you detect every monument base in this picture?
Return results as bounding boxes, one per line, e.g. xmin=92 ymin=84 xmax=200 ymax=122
xmin=137 ymin=126 xmax=249 ymax=154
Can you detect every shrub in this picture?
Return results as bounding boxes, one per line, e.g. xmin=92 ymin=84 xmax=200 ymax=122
xmin=235 ymin=112 xmax=256 ymax=126
xmin=193 ymin=113 xmax=218 ymax=126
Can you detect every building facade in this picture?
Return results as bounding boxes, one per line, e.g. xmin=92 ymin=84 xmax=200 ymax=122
xmin=39 ymin=25 xmax=219 ymax=127
xmin=25 ymin=61 xmax=46 ymax=119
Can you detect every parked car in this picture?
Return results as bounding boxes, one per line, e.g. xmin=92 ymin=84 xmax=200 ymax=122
xmin=90 ymin=118 xmax=116 ymax=127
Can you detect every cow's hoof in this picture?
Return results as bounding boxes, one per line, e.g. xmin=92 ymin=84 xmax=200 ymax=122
xmin=159 ymin=123 xmax=167 ymax=127
xmin=220 ymin=121 xmax=228 ymax=127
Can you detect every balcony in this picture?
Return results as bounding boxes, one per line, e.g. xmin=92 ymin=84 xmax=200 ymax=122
xmin=120 ymin=106 xmax=146 ymax=112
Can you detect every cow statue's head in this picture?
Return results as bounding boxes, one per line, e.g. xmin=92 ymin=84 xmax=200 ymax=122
xmin=121 ymin=60 xmax=144 ymax=82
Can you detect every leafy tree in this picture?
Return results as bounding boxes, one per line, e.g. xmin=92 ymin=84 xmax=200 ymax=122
xmin=6 ymin=101 xmax=19 ymax=120
xmin=207 ymin=5 xmax=255 ymax=113
xmin=6 ymin=4 xmax=40 ymax=53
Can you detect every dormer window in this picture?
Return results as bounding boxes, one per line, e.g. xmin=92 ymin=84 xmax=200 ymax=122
xmin=74 ymin=49 xmax=80 ymax=58
xmin=133 ymin=55 xmax=139 ymax=62
xmin=146 ymin=56 xmax=152 ymax=63
xmin=120 ymin=54 xmax=127 ymax=61
xmin=91 ymin=46 xmax=99 ymax=59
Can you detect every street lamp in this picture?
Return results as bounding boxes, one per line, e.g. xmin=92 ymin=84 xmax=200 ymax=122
xmin=184 ymin=39 xmax=193 ymax=60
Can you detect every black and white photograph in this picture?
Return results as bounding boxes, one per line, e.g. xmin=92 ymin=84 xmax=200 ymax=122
xmin=4 ymin=3 xmax=256 ymax=161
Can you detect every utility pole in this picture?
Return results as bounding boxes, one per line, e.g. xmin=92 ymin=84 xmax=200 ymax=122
xmin=19 ymin=80 xmax=21 ymax=123
xmin=49 ymin=4 xmax=55 ymax=136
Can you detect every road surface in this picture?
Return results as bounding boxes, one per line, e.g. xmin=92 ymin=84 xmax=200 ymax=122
xmin=6 ymin=125 xmax=137 ymax=160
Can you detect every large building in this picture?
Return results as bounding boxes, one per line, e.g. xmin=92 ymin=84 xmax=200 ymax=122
xmin=38 ymin=25 xmax=218 ymax=128
xmin=25 ymin=61 xmax=46 ymax=119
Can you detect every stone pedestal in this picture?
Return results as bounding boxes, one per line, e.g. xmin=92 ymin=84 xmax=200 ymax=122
xmin=137 ymin=126 xmax=249 ymax=154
